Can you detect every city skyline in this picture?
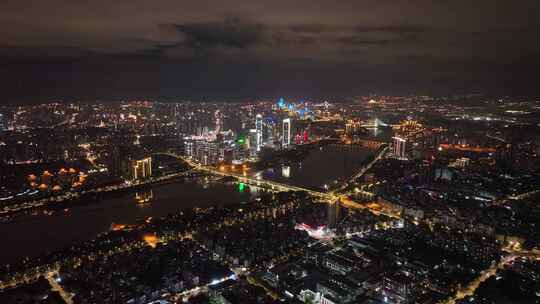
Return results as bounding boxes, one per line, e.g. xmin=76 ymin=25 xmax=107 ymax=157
xmin=1 ymin=2 xmax=540 ymax=304
xmin=1 ymin=95 xmax=540 ymax=304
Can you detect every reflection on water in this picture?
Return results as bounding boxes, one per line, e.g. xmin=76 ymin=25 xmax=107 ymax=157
xmin=135 ymin=189 xmax=153 ymax=206
xmin=0 ymin=146 xmax=374 ymax=265
xmin=257 ymin=144 xmax=375 ymax=191
xmin=282 ymin=166 xmax=291 ymax=178
xmin=0 ymin=179 xmax=259 ymax=265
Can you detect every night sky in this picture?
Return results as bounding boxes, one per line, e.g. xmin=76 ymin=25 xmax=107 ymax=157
xmin=1 ymin=0 xmax=540 ymax=102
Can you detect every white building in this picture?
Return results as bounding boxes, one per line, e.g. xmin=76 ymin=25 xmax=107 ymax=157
xmin=282 ymin=118 xmax=291 ymax=148
xmin=255 ymin=114 xmax=263 ymax=151
xmin=392 ymin=136 xmax=407 ymax=159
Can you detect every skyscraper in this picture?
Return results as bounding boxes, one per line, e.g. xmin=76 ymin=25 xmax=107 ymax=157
xmin=278 ymin=97 xmax=286 ymax=109
xmin=255 ymin=114 xmax=263 ymax=152
xmin=131 ymin=157 xmax=152 ymax=181
xmin=248 ymin=129 xmax=258 ymax=158
xmin=282 ymin=118 xmax=291 ymax=148
xmin=392 ymin=136 xmax=407 ymax=159
xmin=0 ymin=114 xmax=5 ymax=131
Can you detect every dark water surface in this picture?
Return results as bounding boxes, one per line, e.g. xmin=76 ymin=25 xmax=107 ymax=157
xmin=1 ymin=146 xmax=374 ymax=265
xmin=1 ymin=179 xmax=255 ymax=264
xmin=254 ymin=144 xmax=374 ymax=191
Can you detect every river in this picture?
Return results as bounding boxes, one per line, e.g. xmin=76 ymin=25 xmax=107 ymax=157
xmin=1 ymin=145 xmax=374 ymax=265
xmin=253 ymin=144 xmax=375 ymax=191
xmin=1 ymin=179 xmax=256 ymax=264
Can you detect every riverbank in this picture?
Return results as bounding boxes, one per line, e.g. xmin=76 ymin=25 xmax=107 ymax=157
xmin=0 ymin=170 xmax=204 ymax=220
xmin=0 ymin=177 xmax=259 ymax=265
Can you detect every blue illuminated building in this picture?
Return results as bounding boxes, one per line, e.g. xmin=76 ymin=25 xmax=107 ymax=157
xmin=278 ymin=97 xmax=285 ymax=109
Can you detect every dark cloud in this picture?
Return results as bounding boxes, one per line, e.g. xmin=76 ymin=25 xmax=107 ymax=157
xmin=144 ymin=20 xmax=434 ymax=61
xmin=335 ymin=37 xmax=390 ymax=46
xmin=1 ymin=0 xmax=540 ymax=101
xmin=175 ymin=18 xmax=264 ymax=49
xmin=354 ymin=25 xmax=429 ymax=34
xmin=288 ymin=24 xmax=343 ymax=34
xmin=0 ymin=45 xmax=96 ymax=58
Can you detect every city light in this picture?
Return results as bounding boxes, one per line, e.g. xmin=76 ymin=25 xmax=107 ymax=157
xmin=1 ymin=82 xmax=540 ymax=304
xmin=142 ymin=234 xmax=161 ymax=248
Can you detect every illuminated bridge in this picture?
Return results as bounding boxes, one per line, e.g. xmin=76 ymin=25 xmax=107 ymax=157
xmin=332 ymin=145 xmax=388 ymax=193
xmin=151 ymin=152 xmax=336 ymax=201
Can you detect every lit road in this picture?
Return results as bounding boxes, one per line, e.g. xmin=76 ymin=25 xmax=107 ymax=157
xmin=440 ymin=245 xmax=540 ymax=304
xmin=507 ymin=188 xmax=540 ymax=200
xmin=166 ymin=148 xmax=388 ymax=205
xmin=440 ymin=254 xmax=517 ymax=304
xmin=503 ymin=242 xmax=540 ymax=261
xmin=164 ymin=152 xmax=404 ymax=220
xmin=486 ymin=133 xmax=507 ymax=143
xmin=332 ymin=145 xmax=388 ymax=193
xmin=203 ymin=168 xmax=336 ymax=201
xmin=0 ymin=232 xmax=194 ymax=293
xmin=0 ymin=149 xmax=393 ymax=296
xmin=338 ymin=195 xmax=400 ymax=219
xmin=0 ymin=195 xmax=288 ymax=295
xmin=46 ymin=271 xmax=74 ymax=304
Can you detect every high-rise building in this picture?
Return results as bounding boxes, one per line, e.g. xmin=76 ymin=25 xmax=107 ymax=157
xmin=282 ymin=118 xmax=291 ymax=148
xmin=255 ymin=114 xmax=263 ymax=152
xmin=278 ymin=97 xmax=286 ymax=109
xmin=248 ymin=129 xmax=258 ymax=158
xmin=0 ymin=113 xmax=6 ymax=131
xmin=264 ymin=119 xmax=276 ymax=147
xmin=393 ymin=136 xmax=407 ymax=159
xmin=184 ymin=139 xmax=194 ymax=157
xmin=188 ymin=140 xmax=220 ymax=165
xmin=327 ymin=201 xmax=342 ymax=228
xmin=131 ymin=157 xmax=152 ymax=181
